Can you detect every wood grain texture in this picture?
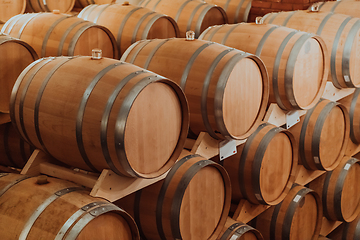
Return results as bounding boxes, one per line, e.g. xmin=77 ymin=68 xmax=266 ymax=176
xmin=139 ymin=0 xmax=227 ymax=37
xmin=0 ymin=33 xmax=38 ymax=113
xmin=121 ymin=38 xmax=269 ymax=140
xmin=0 ymin=0 xmax=26 ymax=23
xmin=115 ymin=152 xmax=231 ymax=240
xmin=253 ymin=185 xmax=322 ymax=240
xmin=313 ymin=1 xmax=360 ymax=18
xmin=10 ymin=56 xmax=188 ymax=178
xmin=0 ymin=122 xmax=33 ymax=169
xmin=262 ymin=10 xmax=360 ymax=89
xmin=309 ymin=156 xmax=360 ymax=222
xmin=75 ymin=0 xmax=115 ymax=8
xmin=203 ymin=0 xmax=252 ymax=23
xmin=78 ymin=3 xmax=179 ymax=56
xmin=339 ymin=89 xmax=360 ymax=144
xmin=220 ymin=123 xmax=297 ymax=205
xmin=217 ymin=217 xmax=264 ymax=240
xmin=0 ymin=174 xmax=139 ymax=240
xmin=199 ymin=23 xmax=328 ymax=111
xmin=288 ymin=99 xmax=350 ymax=171
xmin=1 ymin=12 xmax=118 ymax=59
xmin=25 ymin=0 xmax=75 ymax=13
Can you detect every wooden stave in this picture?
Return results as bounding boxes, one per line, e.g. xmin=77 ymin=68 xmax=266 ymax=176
xmin=202 ymin=0 xmax=252 ymax=24
xmin=1 ymin=12 xmax=119 ymax=59
xmin=139 ymin=0 xmax=228 ymax=38
xmin=121 ymin=38 xmax=269 ymax=140
xmin=309 ymin=156 xmax=360 ymax=222
xmin=199 ymin=23 xmax=329 ymax=111
xmin=0 ymin=122 xmax=34 ymax=169
xmin=252 ymin=185 xmax=323 ymax=240
xmin=0 ymin=33 xmax=38 ymax=113
xmin=26 ymin=0 xmax=76 ymax=14
xmin=0 ymin=0 xmax=26 ymax=24
xmin=75 ymin=0 xmax=116 ymax=9
xmin=339 ymin=89 xmax=360 ymax=144
xmin=262 ymin=10 xmax=360 ymax=89
xmin=218 ymin=217 xmax=264 ymax=240
xmin=312 ymin=1 xmax=360 ymax=19
xmin=9 ymin=56 xmax=189 ymax=178
xmin=0 ymin=173 xmax=139 ymax=240
xmin=77 ymin=3 xmax=180 ymax=56
xmin=289 ymin=99 xmax=350 ymax=171
xmin=115 ymin=153 xmax=232 ymax=240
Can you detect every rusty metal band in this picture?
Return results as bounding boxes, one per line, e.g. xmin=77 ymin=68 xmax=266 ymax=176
xmin=77 ymin=62 xmax=123 ymax=173
xmin=42 ymin=16 xmax=71 ymax=57
xmin=100 ymin=68 xmax=147 ymax=176
xmin=156 ymin=154 xmax=200 ymax=240
xmin=34 ymin=57 xmax=74 ymax=155
xmin=114 ymin=76 xmax=164 ymax=177
xmin=201 ymin=48 xmax=235 ymax=140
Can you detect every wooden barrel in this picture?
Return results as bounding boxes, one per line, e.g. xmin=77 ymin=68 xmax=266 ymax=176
xmin=77 ymin=2 xmax=179 ymax=55
xmin=0 ymin=33 xmax=38 ymax=113
xmin=308 ymin=156 xmax=360 ymax=222
xmin=262 ymin=10 xmax=360 ymax=89
xmin=252 ymin=185 xmax=322 ymax=240
xmin=75 ymin=0 xmax=115 ymax=8
xmin=1 ymin=12 xmax=118 ymax=59
xmin=0 ymin=0 xmax=25 ymax=23
xmin=312 ymin=1 xmax=360 ymax=19
xmin=218 ymin=217 xmax=264 ymax=240
xmin=337 ymin=214 xmax=360 ymax=240
xmin=201 ymin=0 xmax=252 ymax=23
xmin=0 ymin=173 xmax=139 ymax=240
xmin=115 ymin=152 xmax=231 ymax=240
xmin=26 ymin=0 xmax=75 ymax=13
xmin=0 ymin=122 xmax=34 ymax=169
xmin=339 ymin=89 xmax=360 ymax=144
xmin=199 ymin=22 xmax=329 ymax=111
xmin=220 ymin=123 xmax=297 ymax=205
xmin=10 ymin=55 xmax=189 ymax=178
xmin=288 ymin=99 xmax=350 ymax=171
xmin=139 ymin=0 xmax=227 ymax=37
xmin=121 ymin=38 xmax=269 ymax=140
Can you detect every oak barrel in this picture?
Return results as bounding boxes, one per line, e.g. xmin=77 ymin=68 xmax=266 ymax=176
xmin=26 ymin=0 xmax=75 ymax=13
xmin=308 ymin=156 xmax=360 ymax=222
xmin=219 ymin=123 xmax=297 ymax=205
xmin=312 ymin=1 xmax=360 ymax=19
xmin=262 ymin=10 xmax=360 ymax=89
xmin=115 ymin=152 xmax=231 ymax=240
xmin=0 ymin=173 xmax=139 ymax=240
xmin=218 ymin=217 xmax=264 ymax=240
xmin=288 ymin=99 xmax=349 ymax=171
xmin=139 ymin=0 xmax=227 ymax=37
xmin=335 ymin=214 xmax=360 ymax=240
xmin=121 ymin=37 xmax=269 ymax=140
xmin=10 ymin=55 xmax=189 ymax=178
xmin=0 ymin=122 xmax=34 ymax=169
xmin=75 ymin=0 xmax=116 ymax=8
xmin=199 ymin=22 xmax=328 ymax=111
xmin=78 ymin=2 xmax=179 ymax=55
xmin=339 ymin=89 xmax=360 ymax=144
xmin=202 ymin=0 xmax=252 ymax=23
xmin=0 ymin=0 xmax=25 ymax=23
xmin=252 ymin=185 xmax=322 ymax=240
xmin=0 ymin=33 xmax=38 ymax=113
xmin=1 ymin=12 xmax=118 ymax=59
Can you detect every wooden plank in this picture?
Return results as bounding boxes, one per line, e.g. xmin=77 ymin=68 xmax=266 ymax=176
xmin=90 ymin=169 xmax=168 ymax=202
xmin=0 ymin=165 xmax=20 ymax=173
xmin=232 ymin=199 xmax=270 ymax=223
xmin=0 ymin=113 xmax=11 ymax=125
xmin=322 ymin=82 xmax=355 ymax=102
xmin=320 ymin=217 xmax=342 ymax=236
xmin=21 ymin=150 xmax=58 ymax=176
xmin=263 ymin=103 xmax=306 ymax=127
xmin=295 ymin=165 xmax=326 ymax=185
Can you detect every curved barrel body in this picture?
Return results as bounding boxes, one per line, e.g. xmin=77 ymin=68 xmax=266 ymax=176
xmin=203 ymin=0 xmax=252 ymax=23
xmin=26 ymin=0 xmax=75 ymax=13
xmin=0 ymin=0 xmax=25 ymax=23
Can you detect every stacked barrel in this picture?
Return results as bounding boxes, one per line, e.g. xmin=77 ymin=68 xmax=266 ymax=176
xmin=1 ymin=0 xmax=360 ymax=239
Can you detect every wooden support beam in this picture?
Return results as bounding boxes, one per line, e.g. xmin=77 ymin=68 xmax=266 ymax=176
xmin=295 ymin=165 xmax=325 ymax=186
xmin=232 ymin=200 xmax=270 ymax=223
xmin=320 ymin=217 xmax=342 ymax=236
xmin=322 ymin=82 xmax=355 ymax=102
